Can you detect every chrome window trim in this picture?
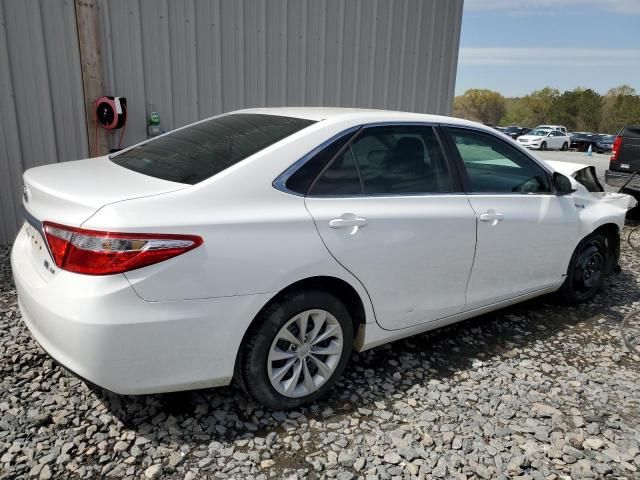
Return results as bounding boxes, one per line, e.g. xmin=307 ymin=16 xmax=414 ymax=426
xmin=438 ymin=122 xmax=555 ymax=176
xmin=273 ymin=121 xmax=564 ymax=199
xmin=291 ymin=192 xmax=469 ymax=199
xmin=272 ymin=126 xmax=362 ymax=197
xmin=273 ymin=121 xmax=460 ymax=199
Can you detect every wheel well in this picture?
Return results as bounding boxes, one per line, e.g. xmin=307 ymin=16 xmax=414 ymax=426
xmin=250 ymin=277 xmax=366 ymax=340
xmin=592 ymin=223 xmax=620 ymax=274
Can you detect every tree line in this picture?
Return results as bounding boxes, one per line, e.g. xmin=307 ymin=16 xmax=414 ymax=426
xmin=453 ymin=85 xmax=640 ymax=133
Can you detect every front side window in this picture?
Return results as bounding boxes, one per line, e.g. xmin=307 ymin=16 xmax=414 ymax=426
xmin=309 ymin=125 xmax=452 ymax=196
xmin=447 ymin=128 xmax=551 ymax=194
xmin=112 ymin=114 xmax=315 ymax=185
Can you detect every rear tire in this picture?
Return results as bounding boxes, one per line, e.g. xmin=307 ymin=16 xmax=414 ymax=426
xmin=236 ymin=290 xmax=353 ymax=409
xmin=540 ymin=141 xmax=547 ymax=151
xmin=558 ymin=232 xmax=607 ymax=304
xmin=561 ymin=142 xmax=568 ymax=151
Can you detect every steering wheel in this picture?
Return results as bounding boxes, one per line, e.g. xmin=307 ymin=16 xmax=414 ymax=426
xmin=512 ymin=177 xmax=542 ymax=193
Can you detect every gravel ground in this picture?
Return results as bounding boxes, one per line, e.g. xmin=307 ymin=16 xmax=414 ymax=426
xmin=1 ymin=229 xmax=640 ymax=480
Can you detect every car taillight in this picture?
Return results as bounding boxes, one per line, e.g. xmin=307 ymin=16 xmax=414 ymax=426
xmin=42 ymin=222 xmax=203 ymax=275
xmin=611 ymin=135 xmax=623 ymax=161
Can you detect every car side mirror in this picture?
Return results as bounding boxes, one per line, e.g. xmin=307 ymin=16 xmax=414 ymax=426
xmin=553 ymin=172 xmax=578 ymax=195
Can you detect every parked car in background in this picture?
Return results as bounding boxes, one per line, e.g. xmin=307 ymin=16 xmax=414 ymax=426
xmin=605 ymin=126 xmax=640 ymax=202
xmin=570 ymin=132 xmax=602 ymax=152
xmin=594 ymin=134 xmax=616 ymax=154
xmin=503 ymin=126 xmax=531 ymax=140
xmin=518 ymin=128 xmax=570 ymax=150
xmin=535 ymin=125 xmax=568 ymax=135
xmin=12 ymin=108 xmax=632 ymax=408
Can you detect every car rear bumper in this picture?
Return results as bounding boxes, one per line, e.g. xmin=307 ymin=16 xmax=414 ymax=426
xmin=11 ymin=223 xmax=272 ymax=394
xmin=605 ymin=169 xmax=640 ymax=191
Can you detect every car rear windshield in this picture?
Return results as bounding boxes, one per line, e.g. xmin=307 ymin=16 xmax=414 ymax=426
xmin=111 ymin=113 xmax=316 ymax=184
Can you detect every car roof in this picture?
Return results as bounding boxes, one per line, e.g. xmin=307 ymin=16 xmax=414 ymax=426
xmin=233 ymin=106 xmax=481 ymax=128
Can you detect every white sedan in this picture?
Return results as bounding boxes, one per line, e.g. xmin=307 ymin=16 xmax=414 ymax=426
xmin=12 ymin=108 xmax=633 ymax=408
xmin=517 ymin=128 xmax=571 ymax=151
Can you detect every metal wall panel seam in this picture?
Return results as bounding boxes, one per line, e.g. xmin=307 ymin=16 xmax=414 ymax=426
xmin=437 ymin=0 xmax=454 ymax=114
xmin=0 ymin=0 xmax=23 ymax=243
xmin=237 ymin=0 xmax=245 ymax=108
xmin=366 ymin=0 xmax=378 ymax=106
xmin=335 ymin=0 xmax=345 ymax=105
xmin=396 ymin=0 xmax=409 ymax=109
xmin=318 ymin=0 xmax=327 ymax=105
xmin=446 ymin=0 xmax=464 ymax=114
xmin=280 ymin=0 xmax=287 ymax=106
xmin=381 ymin=1 xmax=393 ymax=107
xmin=422 ymin=1 xmax=438 ymax=113
xmin=350 ymin=0 xmax=361 ymax=106
xmin=409 ymin=0 xmax=424 ymax=108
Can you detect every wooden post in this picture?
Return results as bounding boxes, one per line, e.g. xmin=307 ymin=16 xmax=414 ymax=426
xmin=74 ymin=0 xmax=107 ymax=157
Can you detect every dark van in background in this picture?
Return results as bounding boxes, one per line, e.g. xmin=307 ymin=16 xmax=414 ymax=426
xmin=605 ymin=126 xmax=640 ymax=201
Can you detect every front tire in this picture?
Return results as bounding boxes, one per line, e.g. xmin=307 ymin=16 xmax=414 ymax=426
xmin=558 ymin=233 xmax=607 ymax=304
xmin=540 ymin=141 xmax=547 ymax=151
xmin=236 ymin=290 xmax=353 ymax=409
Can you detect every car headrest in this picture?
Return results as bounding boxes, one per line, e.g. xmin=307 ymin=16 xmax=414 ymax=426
xmin=386 ymin=137 xmax=425 ymax=170
xmin=367 ymin=150 xmax=387 ymax=169
xmin=393 ymin=137 xmax=424 ymax=158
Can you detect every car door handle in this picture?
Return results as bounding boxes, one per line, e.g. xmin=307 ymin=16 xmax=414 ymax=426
xmin=480 ymin=210 xmax=504 ymax=225
xmin=329 ymin=217 xmax=368 ymax=229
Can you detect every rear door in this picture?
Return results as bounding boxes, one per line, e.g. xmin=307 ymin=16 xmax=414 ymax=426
xmin=443 ymin=126 xmax=579 ymax=308
xmin=305 ymin=125 xmax=477 ymax=330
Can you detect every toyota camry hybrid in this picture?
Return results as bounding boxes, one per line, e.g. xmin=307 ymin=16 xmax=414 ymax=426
xmin=12 ymin=108 xmax=634 ymax=408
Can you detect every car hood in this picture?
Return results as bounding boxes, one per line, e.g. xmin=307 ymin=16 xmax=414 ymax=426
xmin=543 ymin=160 xmax=589 ymax=176
xmin=544 ymin=160 xmax=637 ymax=210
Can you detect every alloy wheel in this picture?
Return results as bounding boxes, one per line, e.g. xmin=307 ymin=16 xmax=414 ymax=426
xmin=574 ymin=243 xmax=603 ymax=294
xmin=267 ymin=309 xmax=344 ymax=398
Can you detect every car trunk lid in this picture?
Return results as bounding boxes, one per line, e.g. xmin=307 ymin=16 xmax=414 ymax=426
xmin=21 ymin=156 xmax=187 ymax=282
xmin=23 ymin=156 xmax=187 ymax=227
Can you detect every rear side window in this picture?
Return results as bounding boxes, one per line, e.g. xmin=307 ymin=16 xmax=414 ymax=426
xmin=112 ymin=114 xmax=315 ymax=185
xmin=352 ymin=126 xmax=452 ymax=194
xmin=309 ymin=147 xmax=363 ymax=196
xmin=308 ymin=125 xmax=452 ymax=196
xmin=285 ymin=131 xmax=357 ymax=194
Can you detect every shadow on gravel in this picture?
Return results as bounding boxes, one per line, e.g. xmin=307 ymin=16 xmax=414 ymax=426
xmin=85 ymin=266 xmax=640 ymax=450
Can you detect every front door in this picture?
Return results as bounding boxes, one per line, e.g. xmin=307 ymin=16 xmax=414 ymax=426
xmin=444 ymin=127 xmax=579 ymax=308
xmin=305 ymin=125 xmax=477 ymax=330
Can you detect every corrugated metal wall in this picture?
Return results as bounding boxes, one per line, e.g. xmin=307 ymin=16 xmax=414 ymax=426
xmin=0 ymin=0 xmax=88 ymax=245
xmin=0 ymin=0 xmax=463 ymax=244
xmin=98 ymin=0 xmax=464 ymax=146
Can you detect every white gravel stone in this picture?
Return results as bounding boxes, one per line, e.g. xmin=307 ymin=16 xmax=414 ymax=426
xmin=0 ymin=234 xmax=639 ymax=479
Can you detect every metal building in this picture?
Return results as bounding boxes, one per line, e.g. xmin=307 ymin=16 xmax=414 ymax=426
xmin=0 ymin=0 xmax=464 ymax=245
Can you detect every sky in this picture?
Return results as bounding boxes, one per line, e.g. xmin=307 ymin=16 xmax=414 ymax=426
xmin=455 ymin=0 xmax=640 ymax=97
